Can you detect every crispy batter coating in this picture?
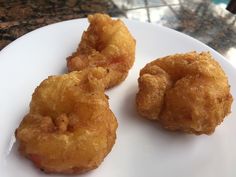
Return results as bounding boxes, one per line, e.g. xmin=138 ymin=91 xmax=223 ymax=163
xmin=136 ymin=52 xmax=233 ymax=135
xmin=15 ymin=67 xmax=118 ymax=174
xmin=67 ymin=13 xmax=136 ymax=89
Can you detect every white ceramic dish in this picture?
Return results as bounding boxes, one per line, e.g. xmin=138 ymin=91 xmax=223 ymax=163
xmin=0 ymin=18 xmax=235 ymax=177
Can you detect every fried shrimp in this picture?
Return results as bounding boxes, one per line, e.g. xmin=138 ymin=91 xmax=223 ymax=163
xmin=15 ymin=67 xmax=118 ymax=174
xmin=136 ymin=52 xmax=233 ymax=135
xmin=67 ymin=13 xmax=136 ymax=89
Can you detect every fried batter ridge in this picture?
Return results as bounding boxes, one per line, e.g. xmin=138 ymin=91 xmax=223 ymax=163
xmin=16 ymin=67 xmax=118 ymax=174
xmin=67 ymin=13 xmax=136 ymax=89
xmin=136 ymin=52 xmax=233 ymax=135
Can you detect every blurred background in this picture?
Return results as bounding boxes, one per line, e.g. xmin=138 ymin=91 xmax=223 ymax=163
xmin=0 ymin=0 xmax=235 ymax=64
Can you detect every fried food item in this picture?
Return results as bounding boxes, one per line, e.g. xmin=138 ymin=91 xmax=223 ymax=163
xmin=67 ymin=13 xmax=136 ymax=89
xmin=15 ymin=67 xmax=118 ymax=174
xmin=136 ymin=52 xmax=233 ymax=135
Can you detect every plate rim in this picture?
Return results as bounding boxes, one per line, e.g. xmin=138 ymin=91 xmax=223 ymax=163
xmin=0 ymin=16 xmax=235 ymax=177
xmin=0 ymin=17 xmax=235 ymax=71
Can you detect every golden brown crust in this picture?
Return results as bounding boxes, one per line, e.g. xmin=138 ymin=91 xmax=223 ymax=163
xmin=67 ymin=13 xmax=136 ymax=89
xmin=136 ymin=51 xmax=233 ymax=135
xmin=15 ymin=68 xmax=118 ymax=174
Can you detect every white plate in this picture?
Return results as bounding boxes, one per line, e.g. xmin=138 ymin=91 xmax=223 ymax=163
xmin=0 ymin=18 xmax=235 ymax=177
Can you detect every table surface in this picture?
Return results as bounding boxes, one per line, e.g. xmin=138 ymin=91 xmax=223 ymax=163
xmin=0 ymin=0 xmax=235 ymax=65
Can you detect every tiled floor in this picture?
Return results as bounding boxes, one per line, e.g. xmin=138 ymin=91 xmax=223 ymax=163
xmin=112 ymin=0 xmax=236 ymax=63
xmin=113 ymin=0 xmax=232 ymax=22
xmin=0 ymin=0 xmax=235 ymax=62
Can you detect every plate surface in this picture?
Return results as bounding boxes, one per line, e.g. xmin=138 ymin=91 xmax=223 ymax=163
xmin=0 ymin=18 xmax=235 ymax=177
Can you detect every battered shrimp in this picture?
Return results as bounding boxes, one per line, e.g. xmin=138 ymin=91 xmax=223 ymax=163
xmin=136 ymin=52 xmax=233 ymax=135
xmin=15 ymin=67 xmax=118 ymax=174
xmin=67 ymin=13 xmax=136 ymax=89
